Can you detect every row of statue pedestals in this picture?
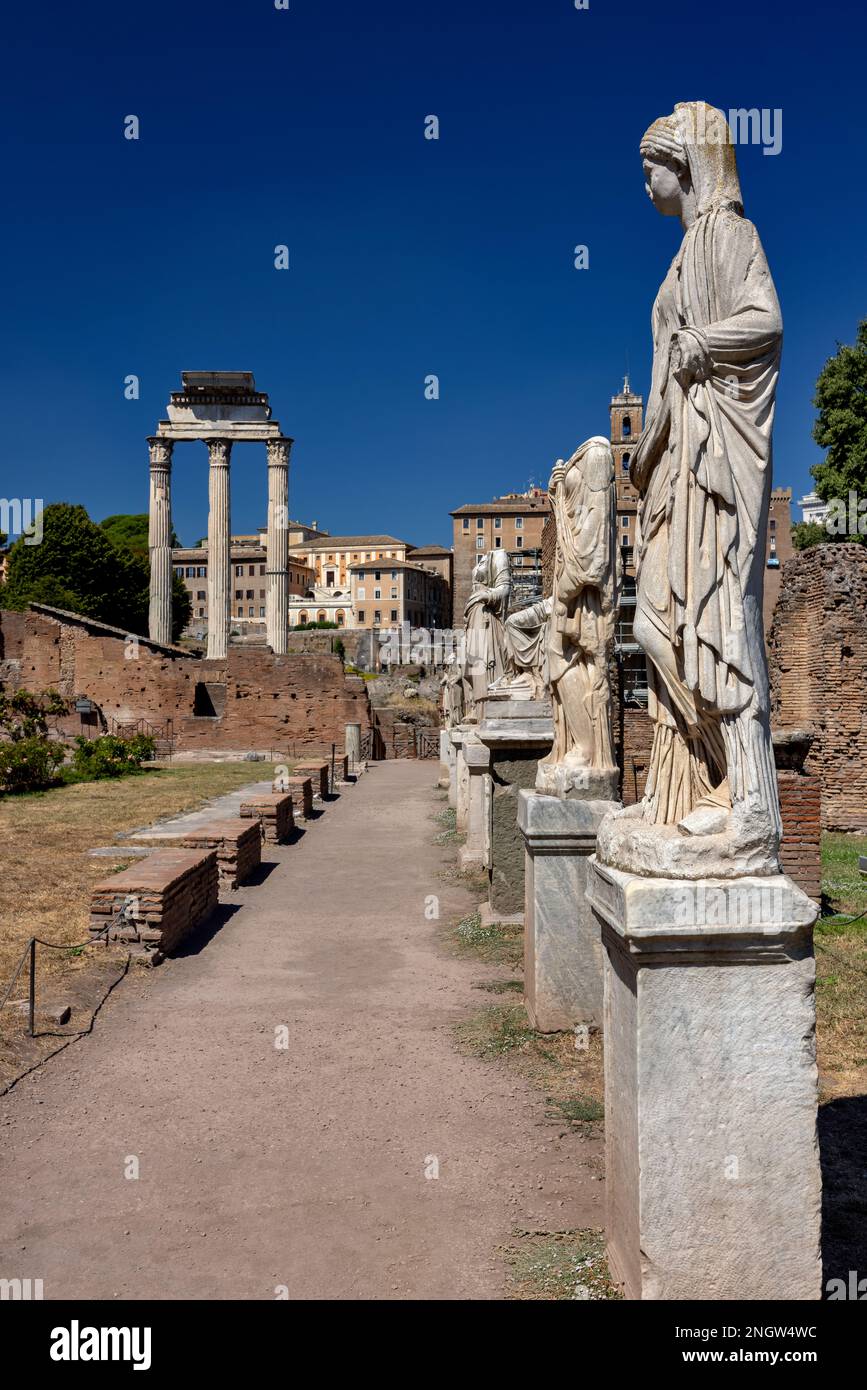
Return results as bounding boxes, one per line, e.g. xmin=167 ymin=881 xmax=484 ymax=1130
xmin=440 ymin=692 xmax=821 ymax=1301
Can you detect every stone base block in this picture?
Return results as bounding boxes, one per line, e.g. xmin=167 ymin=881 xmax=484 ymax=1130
xmin=519 ymin=790 xmax=619 ymax=1032
xmin=587 ymin=858 xmax=822 ymax=1301
xmin=294 ymin=761 xmax=330 ymax=799
xmin=90 ymin=849 xmax=219 ymax=957
xmin=239 ymin=794 xmax=295 ymax=843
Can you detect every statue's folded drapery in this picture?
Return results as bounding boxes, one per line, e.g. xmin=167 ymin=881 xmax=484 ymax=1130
xmin=631 ymin=105 xmax=782 ymax=833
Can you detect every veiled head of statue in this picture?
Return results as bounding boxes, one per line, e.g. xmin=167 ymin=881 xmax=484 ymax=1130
xmin=640 ymin=102 xmax=744 ymax=219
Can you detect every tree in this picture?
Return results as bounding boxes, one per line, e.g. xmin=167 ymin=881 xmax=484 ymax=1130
xmin=100 ymin=512 xmax=190 ymax=642
xmin=0 ymin=503 xmax=149 ymax=632
xmin=808 ymin=318 xmax=867 ymax=545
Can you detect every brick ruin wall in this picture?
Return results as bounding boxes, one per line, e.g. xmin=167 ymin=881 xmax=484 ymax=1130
xmin=768 ymin=545 xmax=867 ymax=832
xmin=0 ymin=609 xmax=371 ymax=758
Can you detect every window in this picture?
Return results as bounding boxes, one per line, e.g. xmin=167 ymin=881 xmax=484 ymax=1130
xmin=317 ymin=611 xmax=327 ymax=623
xmin=462 ymin=518 xmax=469 ymax=531
xmin=515 ymin=516 xmax=523 ymax=529
xmin=259 ymin=606 xmax=265 ymax=617
xmin=494 ymin=517 xmax=501 ymax=529
xmin=197 ymin=590 xmax=206 ymax=600
xmin=623 ymin=417 xmax=632 ymax=438
xmin=374 ymin=570 xmax=381 ymax=581
xmin=357 ymin=610 xmax=365 ymax=623
xmin=374 ymin=610 xmax=381 ymax=625
xmin=236 ymin=566 xmax=243 ymax=577
xmin=249 ymin=565 xmax=255 ymax=577
xmin=391 ymin=569 xmax=397 ymax=579
xmin=248 ymin=606 xmax=254 ymax=617
xmin=622 ymin=453 xmax=631 ymax=472
xmin=357 ymin=586 xmax=366 ymax=599
xmin=235 ymin=589 xmax=242 ymax=600
xmin=299 ymin=612 xmax=308 ymax=624
xmin=197 ymin=566 xmax=206 ymax=577
xmin=391 ymin=587 xmax=398 ymax=599
xmin=185 ymin=566 xmax=194 ymax=577
xmin=494 ymin=537 xmax=502 ymax=548
xmin=237 ymin=606 xmax=243 ymax=617
xmin=621 ymin=516 xmax=630 ymax=529
xmin=326 ymin=570 xmax=335 ymax=586
xmin=476 ymin=536 xmax=484 ymax=549
xmin=259 ymin=564 xmax=266 ymax=575
xmin=516 ymin=535 xmax=523 ymax=548
xmin=246 ymin=589 xmax=254 ymax=599
xmin=259 ymin=589 xmax=265 ymax=599
xmin=391 ymin=609 xmax=398 ymax=622
xmin=476 ymin=518 xmax=484 ymax=530
xmin=374 ymin=588 xmax=381 ymax=600
xmin=769 ymin=518 xmax=776 ymax=532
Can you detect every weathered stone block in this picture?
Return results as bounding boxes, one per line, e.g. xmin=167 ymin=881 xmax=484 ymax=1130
xmin=519 ymin=791 xmax=619 ymax=1031
xmin=239 ymin=793 xmax=294 ymax=843
xmin=587 ymin=858 xmax=822 ymax=1301
xmin=89 ymin=849 xmax=219 ymax=956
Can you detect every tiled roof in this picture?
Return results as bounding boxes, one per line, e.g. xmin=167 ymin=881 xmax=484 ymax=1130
xmin=289 ymin=535 xmax=411 ymax=550
xmin=450 ymin=498 xmax=550 ymax=516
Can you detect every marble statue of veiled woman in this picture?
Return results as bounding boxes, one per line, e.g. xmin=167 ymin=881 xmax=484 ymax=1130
xmin=461 ymin=549 xmax=511 ymax=719
xmin=536 ymin=438 xmax=619 ymax=797
xmin=601 ymin=101 xmax=783 ymax=876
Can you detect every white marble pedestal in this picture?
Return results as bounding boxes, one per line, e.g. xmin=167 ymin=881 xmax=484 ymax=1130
xmin=518 ymin=791 xmax=619 ymax=1031
xmin=454 ymin=730 xmax=471 ymax=833
xmin=586 ymin=857 xmax=822 ymax=1301
xmin=459 ymin=737 xmax=491 ymax=869
xmin=439 ymin=728 xmax=453 ymax=791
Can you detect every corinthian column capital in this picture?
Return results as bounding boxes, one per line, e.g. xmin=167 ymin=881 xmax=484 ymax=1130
xmin=266 ymin=437 xmax=292 ymax=469
xmin=147 ymin=436 xmax=174 ymax=469
xmin=207 ymin=438 xmax=233 ymax=468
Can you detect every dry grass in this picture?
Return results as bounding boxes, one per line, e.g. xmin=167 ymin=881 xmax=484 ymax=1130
xmin=454 ymin=1003 xmax=605 ymax=1128
xmin=815 ymin=832 xmax=867 ymax=1099
xmin=500 ymin=1229 xmax=621 ymax=1300
xmin=0 ymin=762 xmax=277 ymax=1030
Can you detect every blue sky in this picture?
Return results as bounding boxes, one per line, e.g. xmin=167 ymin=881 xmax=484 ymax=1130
xmin=3 ymin=0 xmax=865 ymax=548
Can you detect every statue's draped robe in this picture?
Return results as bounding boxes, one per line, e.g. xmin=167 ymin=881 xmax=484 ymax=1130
xmin=462 ymin=551 xmax=511 ymax=707
xmin=504 ymin=598 xmax=552 ymax=689
xmin=631 ymin=206 xmax=782 ymax=826
xmin=542 ymin=442 xmax=618 ymax=773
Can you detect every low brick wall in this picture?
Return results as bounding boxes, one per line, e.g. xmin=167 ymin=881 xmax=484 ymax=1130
xmin=295 ymin=761 xmax=329 ymax=799
xmin=276 ymin=775 xmax=313 ymax=819
xmin=90 ymin=850 xmax=218 ymax=956
xmin=777 ymin=770 xmax=822 ymax=901
xmin=239 ymin=794 xmax=295 ymax=844
xmin=177 ymin=819 xmax=262 ymax=891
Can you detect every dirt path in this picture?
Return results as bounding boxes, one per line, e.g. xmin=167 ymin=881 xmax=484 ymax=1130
xmin=0 ymin=762 xmax=602 ymax=1300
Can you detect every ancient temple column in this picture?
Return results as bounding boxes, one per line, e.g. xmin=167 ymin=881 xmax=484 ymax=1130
xmin=265 ymin=436 xmax=292 ymax=654
xmin=147 ymin=436 xmax=174 ymax=646
xmin=206 ymin=439 xmax=232 ymax=661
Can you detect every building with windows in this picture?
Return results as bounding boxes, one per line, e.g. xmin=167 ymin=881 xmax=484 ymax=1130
xmin=173 ymin=537 xmax=314 ymax=640
xmin=609 ymin=378 xmax=645 ymax=705
xmin=797 ymin=490 xmax=830 ymax=526
xmin=348 ymin=558 xmax=450 ymax=631
xmin=450 ymin=489 xmax=549 ymax=621
xmin=175 ymin=527 xmax=452 ymax=639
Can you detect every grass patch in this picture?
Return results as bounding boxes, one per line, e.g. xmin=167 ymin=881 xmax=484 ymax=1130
xmin=501 ymin=1229 xmax=621 ymax=1300
xmin=454 ymin=1002 xmax=605 ymax=1123
xmin=821 ymin=832 xmax=867 ymax=917
xmin=473 ymin=978 xmax=524 ymax=994
xmin=0 ymin=761 xmax=279 ymax=1061
xmin=451 ymin=911 xmax=523 ymax=967
xmin=432 ymin=805 xmax=463 ymax=846
xmin=815 ymin=832 xmax=867 ymax=1097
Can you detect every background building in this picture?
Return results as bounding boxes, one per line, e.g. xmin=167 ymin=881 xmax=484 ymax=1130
xmin=450 ymin=489 xmax=549 ymax=621
xmin=174 ymin=537 xmax=314 ymax=640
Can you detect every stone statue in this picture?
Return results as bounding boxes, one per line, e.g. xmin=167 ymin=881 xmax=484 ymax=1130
xmin=460 ymin=549 xmax=511 ymax=720
xmin=535 ymin=438 xmax=619 ymax=797
xmin=496 ymin=597 xmax=554 ymax=699
xmin=440 ymin=653 xmax=465 ymax=729
xmin=599 ymin=101 xmax=783 ymax=878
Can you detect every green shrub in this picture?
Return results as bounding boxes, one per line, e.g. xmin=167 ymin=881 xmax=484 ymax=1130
xmin=0 ymin=735 xmax=65 ymax=792
xmin=70 ymin=733 xmax=156 ymax=780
